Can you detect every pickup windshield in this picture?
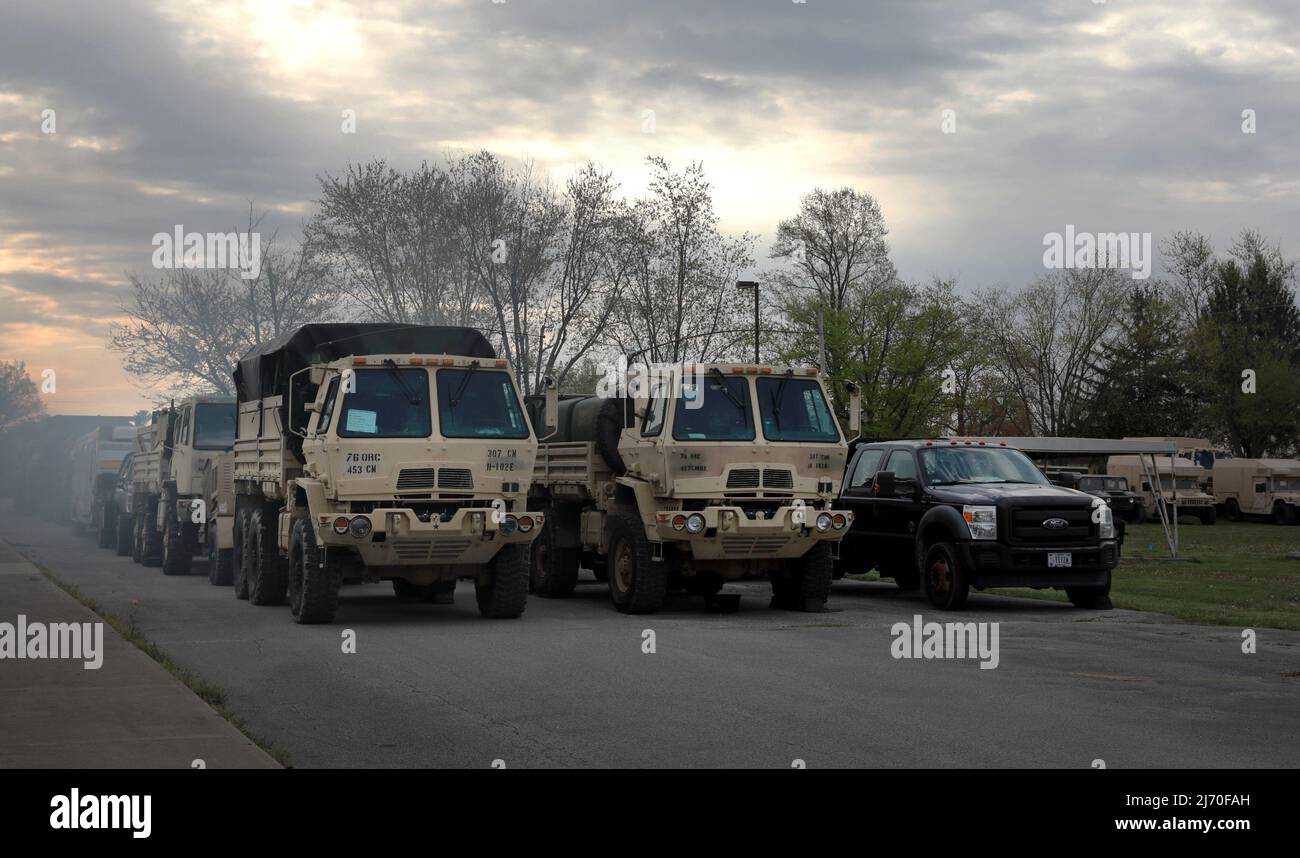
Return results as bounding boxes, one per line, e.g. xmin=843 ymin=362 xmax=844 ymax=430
xmin=194 ymin=403 xmax=236 ymax=450
xmin=673 ymin=375 xmax=754 ymax=441
xmin=920 ymin=447 xmax=1050 ymax=486
xmin=436 ymin=368 xmax=529 ymax=439
xmin=338 ymin=368 xmax=431 ymax=438
xmin=1080 ymin=476 xmax=1129 ymax=492
xmin=756 ymin=377 xmax=839 ymax=442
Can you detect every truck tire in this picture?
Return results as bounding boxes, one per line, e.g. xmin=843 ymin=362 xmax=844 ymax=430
xmin=140 ymin=502 xmax=163 ymax=567
xmin=289 ymin=518 xmax=341 ymax=624
xmin=1274 ymin=503 xmax=1296 ymax=526
xmin=97 ymin=508 xmax=114 ymax=549
xmin=476 ymin=544 xmax=529 ymax=619
xmin=131 ymin=511 xmax=145 ymax=564
xmin=1198 ymin=506 xmax=1217 ymax=525
xmin=114 ymin=511 xmax=133 ymax=557
xmin=233 ymin=508 xmax=252 ymax=600
xmin=529 ymin=514 xmax=579 ymax=597
xmin=922 ymin=541 xmax=969 ymax=610
xmin=1067 ymin=570 xmax=1113 ymax=609
xmin=605 ymin=512 xmax=666 ymax=614
xmin=208 ymin=524 xmax=234 ymax=586
xmin=162 ymin=512 xmax=194 ymax=576
xmin=771 ymin=542 xmax=834 ymax=610
xmin=1225 ymin=499 xmax=1242 ymax=521
xmin=248 ymin=508 xmax=288 ymax=606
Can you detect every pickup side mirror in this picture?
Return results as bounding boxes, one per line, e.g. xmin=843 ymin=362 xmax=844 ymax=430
xmin=846 ymin=381 xmax=861 ymax=437
xmin=543 ymin=376 xmax=558 ymax=437
xmin=874 ymin=471 xmax=896 ymax=499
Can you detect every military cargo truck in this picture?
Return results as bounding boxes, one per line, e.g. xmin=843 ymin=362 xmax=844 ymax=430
xmin=1212 ymin=458 xmax=1300 ymax=524
xmin=230 ymin=324 xmax=542 ymax=624
xmin=69 ymin=424 xmax=135 ymax=546
xmin=527 ymin=362 xmax=856 ymax=614
xmin=1106 ymin=455 xmax=1217 ymax=524
xmin=131 ymin=396 xmax=238 ymax=573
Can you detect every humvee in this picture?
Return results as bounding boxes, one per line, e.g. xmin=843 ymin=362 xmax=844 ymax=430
xmin=130 ymin=396 xmax=238 ymax=573
xmin=69 ymin=424 xmax=134 ymax=547
xmin=526 ymin=362 xmax=856 ymax=614
xmin=1047 ymin=471 xmax=1145 ymax=524
xmin=230 ymin=324 xmax=542 ymax=624
xmin=1106 ymin=455 xmax=1217 ymax=524
xmin=1212 ymin=458 xmax=1300 ymax=524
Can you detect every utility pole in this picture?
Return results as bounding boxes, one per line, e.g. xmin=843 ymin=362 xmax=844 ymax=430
xmin=736 ymin=280 xmax=759 ymax=363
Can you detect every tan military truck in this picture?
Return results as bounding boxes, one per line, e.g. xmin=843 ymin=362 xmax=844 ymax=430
xmin=230 ymin=323 xmax=543 ymax=624
xmin=1212 ymin=458 xmax=1300 ymax=524
xmin=1106 ymin=455 xmax=1217 ymax=524
xmin=130 ymin=396 xmax=238 ymax=573
xmin=526 ymin=362 xmax=856 ymax=614
xmin=69 ymin=424 xmax=134 ymax=547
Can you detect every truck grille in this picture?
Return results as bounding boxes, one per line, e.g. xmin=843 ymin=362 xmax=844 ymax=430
xmin=720 ymin=536 xmax=791 ymax=556
xmin=396 ymin=468 xmax=436 ymax=490
xmin=727 ymin=468 xmax=760 ymax=489
xmin=1009 ymin=507 xmax=1093 ymax=544
xmin=391 ymin=538 xmax=473 ymax=562
xmin=437 ymin=468 xmax=474 ymax=490
xmin=762 ymin=468 xmax=793 ymax=490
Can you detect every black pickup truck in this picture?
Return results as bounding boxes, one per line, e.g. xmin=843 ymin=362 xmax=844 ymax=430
xmin=835 ymin=440 xmax=1118 ymax=610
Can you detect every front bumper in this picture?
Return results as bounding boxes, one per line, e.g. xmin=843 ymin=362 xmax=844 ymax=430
xmin=653 ymin=505 xmax=851 ymax=559
xmin=957 ymin=539 xmax=1117 ymax=589
xmin=316 ymin=506 xmax=542 ymax=565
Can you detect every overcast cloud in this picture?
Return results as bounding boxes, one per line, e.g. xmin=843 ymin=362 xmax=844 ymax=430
xmin=1 ymin=0 xmax=1297 ymax=414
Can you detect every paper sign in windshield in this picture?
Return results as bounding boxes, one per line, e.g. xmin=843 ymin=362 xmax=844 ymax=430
xmin=346 ymin=409 xmax=378 ymax=434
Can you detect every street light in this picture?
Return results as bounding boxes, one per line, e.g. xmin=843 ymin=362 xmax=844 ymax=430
xmin=736 ymin=280 xmax=759 ymax=363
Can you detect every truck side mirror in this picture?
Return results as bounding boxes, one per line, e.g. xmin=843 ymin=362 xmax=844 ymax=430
xmin=304 ymin=401 xmax=321 ymax=414
xmin=846 ymin=381 xmax=861 ymax=437
xmin=874 ymin=471 xmax=896 ymax=498
xmin=542 ymin=376 xmax=558 ymax=438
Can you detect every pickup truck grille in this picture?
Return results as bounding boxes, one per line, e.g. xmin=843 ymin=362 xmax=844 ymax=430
xmin=1008 ymin=507 xmax=1093 ymax=544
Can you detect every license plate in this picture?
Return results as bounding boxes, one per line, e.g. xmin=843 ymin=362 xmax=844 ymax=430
xmin=1048 ymin=553 xmax=1072 ymax=568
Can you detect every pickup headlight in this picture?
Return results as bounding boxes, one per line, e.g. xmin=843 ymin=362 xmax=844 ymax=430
xmin=1094 ymin=502 xmax=1115 ymax=539
xmin=962 ymin=505 xmax=997 ymax=540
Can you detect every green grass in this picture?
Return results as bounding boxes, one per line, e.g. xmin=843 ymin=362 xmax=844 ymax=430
xmin=34 ymin=564 xmax=292 ymax=767
xmin=993 ymin=521 xmax=1300 ymax=630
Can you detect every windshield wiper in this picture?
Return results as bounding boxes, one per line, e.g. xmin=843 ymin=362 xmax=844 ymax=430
xmin=382 ymin=359 xmax=421 ymax=406
xmin=770 ymin=370 xmax=792 ymax=429
xmin=707 ymin=368 xmax=746 ymax=411
xmin=450 ymin=361 xmax=479 ymax=409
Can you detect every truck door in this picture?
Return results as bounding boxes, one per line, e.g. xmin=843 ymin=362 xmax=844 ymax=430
xmin=839 ymin=446 xmax=884 ymax=571
xmin=877 ymin=449 xmax=923 ymax=541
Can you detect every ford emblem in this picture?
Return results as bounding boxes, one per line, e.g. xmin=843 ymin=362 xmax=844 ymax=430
xmin=1043 ymin=517 xmax=1069 ymax=529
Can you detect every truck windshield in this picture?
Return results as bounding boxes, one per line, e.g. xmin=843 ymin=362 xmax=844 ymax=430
xmin=436 ymin=369 xmax=529 ymax=439
xmin=338 ymin=369 xmax=432 ymax=438
xmin=1156 ymin=477 xmax=1200 ymax=491
xmin=194 ymin=403 xmax=236 ymax=450
xmin=756 ymin=377 xmax=839 ymax=442
xmin=920 ymin=447 xmax=1050 ymax=486
xmin=673 ymin=374 xmax=755 ymax=441
xmin=1080 ymin=476 xmax=1128 ymax=492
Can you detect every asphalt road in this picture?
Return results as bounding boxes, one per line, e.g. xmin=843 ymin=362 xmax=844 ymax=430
xmin=5 ymin=513 xmax=1299 ymax=768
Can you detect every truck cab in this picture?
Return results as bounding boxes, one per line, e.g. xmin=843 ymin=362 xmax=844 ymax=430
xmin=1106 ymin=455 xmax=1217 ymax=525
xmin=838 ymin=439 xmax=1118 ymax=610
xmin=1212 ymin=458 xmax=1300 ymax=524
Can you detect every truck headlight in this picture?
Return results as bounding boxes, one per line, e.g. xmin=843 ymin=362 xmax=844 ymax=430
xmin=500 ymin=515 xmax=519 ymax=535
xmin=349 ymin=515 xmax=372 ymax=538
xmin=815 ymin=512 xmax=833 ymax=532
xmin=962 ymin=505 xmax=997 ymax=540
xmin=1095 ymin=503 xmax=1115 ymax=539
xmin=685 ymin=513 xmax=706 ymax=534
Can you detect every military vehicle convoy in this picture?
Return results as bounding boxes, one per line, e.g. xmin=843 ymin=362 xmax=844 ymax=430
xmin=1212 ymin=458 xmax=1300 ymax=524
xmin=229 ymin=324 xmax=543 ymax=623
xmin=526 ymin=363 xmax=856 ymax=614
xmin=69 ymin=424 xmax=135 ymax=547
xmin=1106 ymin=455 xmax=1217 ymax=524
xmin=130 ymin=396 xmax=238 ymax=573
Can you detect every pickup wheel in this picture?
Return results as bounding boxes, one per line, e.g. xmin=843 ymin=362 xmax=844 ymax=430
xmin=529 ymin=513 xmax=579 ymax=597
xmin=289 ymin=518 xmax=341 ymax=623
xmin=922 ymin=541 xmax=969 ymax=610
xmin=114 ymin=511 xmax=133 ymax=557
xmin=162 ymin=511 xmax=194 ymax=576
xmin=606 ymin=512 xmax=666 ymax=614
xmin=771 ymin=542 xmax=834 ymax=610
xmin=233 ymin=508 xmax=252 ymax=600
xmin=247 ymin=508 xmax=288 ymax=606
xmin=476 ymin=544 xmax=529 ymax=618
xmin=1067 ymin=570 xmax=1113 ymax=609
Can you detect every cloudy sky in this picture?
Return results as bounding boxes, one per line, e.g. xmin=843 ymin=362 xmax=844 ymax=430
xmin=2 ymin=0 xmax=1297 ymax=415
